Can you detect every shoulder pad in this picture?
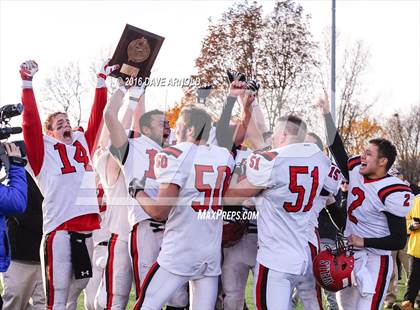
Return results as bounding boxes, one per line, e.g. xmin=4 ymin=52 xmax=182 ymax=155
xmin=162 ymin=146 xmax=183 ymax=158
xmin=347 ymin=156 xmax=361 ymax=171
xmin=378 ymin=183 xmax=413 ymax=204
xmin=256 ymin=151 xmax=278 ymax=161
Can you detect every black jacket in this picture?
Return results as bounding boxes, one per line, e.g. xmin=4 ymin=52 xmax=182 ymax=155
xmin=7 ymin=171 xmax=43 ymax=262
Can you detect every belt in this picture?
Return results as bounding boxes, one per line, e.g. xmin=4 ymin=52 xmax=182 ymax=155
xmin=69 ymin=232 xmax=93 ymax=239
xmin=248 ymin=226 xmax=258 ymax=234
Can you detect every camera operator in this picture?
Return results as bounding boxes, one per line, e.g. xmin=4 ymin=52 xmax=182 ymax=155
xmin=1 ymin=171 xmax=44 ymax=309
xmin=0 ymin=142 xmax=28 ymax=308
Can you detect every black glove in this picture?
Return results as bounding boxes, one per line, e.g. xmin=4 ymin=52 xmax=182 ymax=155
xmin=128 ymin=177 xmax=146 ymax=198
xmin=227 ymin=70 xmax=246 ymax=83
xmin=246 ymin=79 xmax=260 ymax=94
xmin=196 ymin=84 xmax=212 ymax=104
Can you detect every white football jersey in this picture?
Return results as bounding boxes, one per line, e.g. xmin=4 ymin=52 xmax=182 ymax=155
xmin=232 ymin=147 xmax=252 ymax=186
xmin=94 ymin=151 xmax=131 ymax=241
xmin=120 ymin=133 xmax=162 ymax=228
xmin=32 ymin=131 xmax=99 ymax=234
xmin=246 ymin=143 xmax=337 ymax=275
xmin=344 ymin=156 xmax=414 ymax=255
xmin=155 ymin=142 xmax=235 ymax=277
xmin=307 ymin=164 xmax=342 ymax=246
xmin=226 ymin=147 xmax=257 ymax=225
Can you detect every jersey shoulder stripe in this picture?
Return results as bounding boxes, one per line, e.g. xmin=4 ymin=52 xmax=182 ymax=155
xmin=378 ymin=184 xmax=413 ymax=204
xmin=162 ymin=146 xmax=183 ymax=158
xmin=348 ymin=156 xmax=361 ymax=170
xmin=257 ymin=151 xmax=278 ymax=161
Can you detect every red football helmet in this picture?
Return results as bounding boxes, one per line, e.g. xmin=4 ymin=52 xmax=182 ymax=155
xmin=313 ymin=234 xmax=355 ymax=292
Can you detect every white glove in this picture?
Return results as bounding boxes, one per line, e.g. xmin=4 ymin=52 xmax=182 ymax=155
xmin=127 ymin=84 xmax=146 ymax=110
xmin=97 ymin=59 xmax=120 ymax=88
xmin=20 ymin=60 xmax=39 ymax=88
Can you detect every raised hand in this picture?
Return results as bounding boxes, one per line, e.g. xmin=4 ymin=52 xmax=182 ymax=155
xmin=127 ymin=84 xmax=146 ymax=110
xmin=19 ymin=60 xmax=38 ymax=81
xmin=315 ymin=96 xmax=330 ymax=115
xmin=227 ymin=70 xmax=246 ymax=83
xmin=196 ymin=84 xmax=212 ymax=104
xmin=97 ymin=59 xmax=120 ymax=80
xmin=229 ymin=81 xmax=246 ymax=98
xmin=246 ymin=79 xmax=260 ymax=95
xmin=97 ymin=59 xmax=120 ymax=88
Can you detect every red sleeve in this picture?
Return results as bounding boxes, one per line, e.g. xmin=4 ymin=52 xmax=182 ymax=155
xmin=84 ymin=87 xmax=107 ymax=155
xmin=22 ymin=88 xmax=44 ymax=176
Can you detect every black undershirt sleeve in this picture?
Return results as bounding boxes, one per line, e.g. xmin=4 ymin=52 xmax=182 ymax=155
xmin=363 ymin=211 xmax=407 ymax=251
xmin=323 ymin=112 xmax=350 ymax=180
xmin=216 ymin=96 xmax=237 ymax=153
xmin=109 ymin=141 xmax=129 ymax=165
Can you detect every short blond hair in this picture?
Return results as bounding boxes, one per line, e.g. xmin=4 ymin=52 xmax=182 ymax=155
xmin=43 ymin=112 xmax=67 ymax=132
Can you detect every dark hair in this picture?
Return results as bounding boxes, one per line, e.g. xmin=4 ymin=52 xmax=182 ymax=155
xmin=139 ymin=110 xmax=164 ymax=134
xmin=277 ymin=115 xmax=307 ymax=141
xmin=307 ymin=132 xmax=323 ymax=150
xmin=180 ymin=106 xmax=212 ymax=141
xmin=369 ymin=138 xmax=397 ymax=171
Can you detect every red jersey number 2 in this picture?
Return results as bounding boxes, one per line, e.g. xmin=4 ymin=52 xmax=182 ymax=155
xmin=54 ymin=141 xmax=93 ymax=174
xmin=348 ymin=187 xmax=365 ymax=224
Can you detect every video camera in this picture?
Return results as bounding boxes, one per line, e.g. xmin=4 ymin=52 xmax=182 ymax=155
xmin=0 ymin=103 xmax=27 ymax=177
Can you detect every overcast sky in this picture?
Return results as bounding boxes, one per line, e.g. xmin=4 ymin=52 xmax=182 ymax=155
xmin=0 ymin=0 xmax=419 ymax=125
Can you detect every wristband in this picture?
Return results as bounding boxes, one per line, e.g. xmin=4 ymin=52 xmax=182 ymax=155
xmin=9 ymin=156 xmax=27 ymax=167
xmin=22 ymin=80 xmax=33 ymax=88
xmin=96 ymin=78 xmax=106 ymax=89
xmin=97 ymin=73 xmax=107 ymax=80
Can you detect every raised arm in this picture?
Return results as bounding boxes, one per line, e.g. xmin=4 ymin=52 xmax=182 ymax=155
xmin=131 ymin=88 xmax=145 ymax=133
xmin=97 ymin=87 xmax=143 ymax=150
xmin=20 ymin=60 xmax=44 ymax=177
xmin=95 ymin=88 xmax=143 ymax=186
xmin=215 ymin=80 xmax=246 ymax=151
xmin=84 ymin=60 xmax=119 ymax=155
xmin=105 ymin=85 xmax=145 ymax=164
xmin=317 ymin=97 xmax=350 ymax=180
xmin=104 ymin=87 xmax=129 ymax=161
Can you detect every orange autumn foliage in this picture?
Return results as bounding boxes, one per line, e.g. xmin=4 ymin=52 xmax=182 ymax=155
xmin=340 ymin=117 xmax=384 ymax=155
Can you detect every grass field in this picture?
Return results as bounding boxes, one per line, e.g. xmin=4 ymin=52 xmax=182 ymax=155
xmin=72 ymin=273 xmax=415 ymax=310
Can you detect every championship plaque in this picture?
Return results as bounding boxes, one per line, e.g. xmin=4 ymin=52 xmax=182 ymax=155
xmin=109 ymin=24 xmax=164 ymax=81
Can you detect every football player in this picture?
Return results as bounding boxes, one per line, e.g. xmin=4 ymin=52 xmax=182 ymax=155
xmin=130 ymin=106 xmax=235 ymax=310
xmin=293 ymin=132 xmax=343 ymax=310
xmin=224 ymin=115 xmax=339 ymax=309
xmin=104 ymin=85 xmax=188 ymax=309
xmin=91 ymin=85 xmax=145 ymax=309
xmin=216 ymin=78 xmax=262 ymax=310
xmin=317 ymin=97 xmax=414 ymax=310
xmin=20 ymin=59 xmax=118 ymax=309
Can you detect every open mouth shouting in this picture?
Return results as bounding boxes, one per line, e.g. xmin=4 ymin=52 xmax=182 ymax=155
xmin=63 ymin=129 xmax=72 ymax=139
